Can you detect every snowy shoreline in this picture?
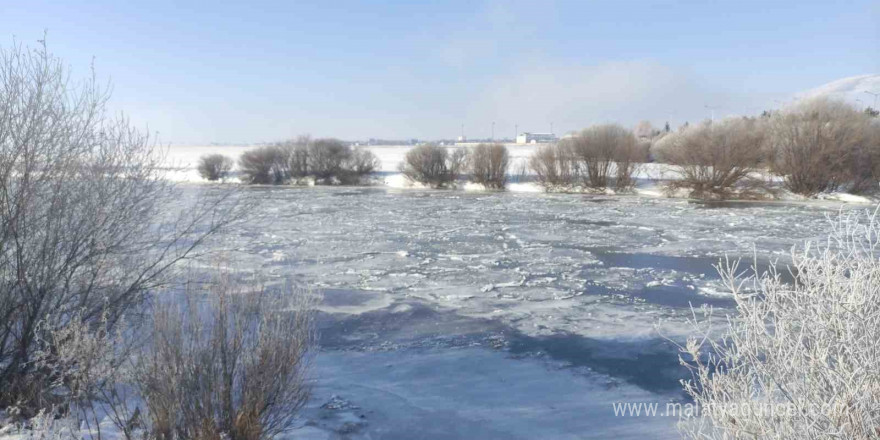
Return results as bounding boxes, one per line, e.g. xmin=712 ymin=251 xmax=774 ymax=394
xmin=162 ymin=143 xmax=877 ymax=206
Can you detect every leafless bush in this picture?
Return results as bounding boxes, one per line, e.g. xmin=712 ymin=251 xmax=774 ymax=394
xmin=847 ymin=127 xmax=880 ymax=194
xmin=7 ymin=409 xmax=89 ymax=440
xmin=468 ymin=143 xmax=509 ymax=189
xmin=768 ymin=98 xmax=877 ymax=196
xmin=197 ymin=154 xmax=234 ymax=181
xmin=679 ymin=209 xmax=880 ymax=439
xmin=135 ymin=273 xmax=314 ymax=440
xmin=0 ymin=40 xmax=237 ymax=414
xmin=569 ymin=125 xmax=622 ymax=188
xmin=654 ymin=117 xmax=767 ymax=199
xmin=288 ymin=144 xmax=310 ymax=179
xmin=448 ymin=148 xmax=467 ymax=182
xmin=528 ymin=143 xmax=576 ymax=188
xmin=399 ymin=144 xmax=465 ymax=188
xmin=569 ymin=124 xmax=645 ymax=190
xmin=307 ymin=138 xmax=351 ymax=183
xmin=271 ymin=137 xmax=377 ymax=185
xmin=615 ymin=139 xmax=649 ymax=191
xmin=238 ymin=146 xmax=290 ymax=184
xmin=340 ymin=147 xmax=380 ymax=184
xmin=29 ymin=307 xmax=130 ymax=439
xmin=281 ymin=136 xmax=311 ymax=179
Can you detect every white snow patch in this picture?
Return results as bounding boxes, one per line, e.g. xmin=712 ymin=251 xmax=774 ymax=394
xmin=796 ymin=74 xmax=880 ymax=107
xmin=817 ymin=192 xmax=874 ymax=204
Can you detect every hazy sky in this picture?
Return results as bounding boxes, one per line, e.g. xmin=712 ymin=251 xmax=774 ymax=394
xmin=1 ymin=0 xmax=877 ymax=143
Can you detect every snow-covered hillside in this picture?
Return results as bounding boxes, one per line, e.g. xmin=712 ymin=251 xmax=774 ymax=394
xmin=796 ymin=74 xmax=880 ymax=107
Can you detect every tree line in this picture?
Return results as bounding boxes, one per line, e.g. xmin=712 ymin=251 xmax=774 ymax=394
xmin=205 ymin=98 xmax=880 ymax=200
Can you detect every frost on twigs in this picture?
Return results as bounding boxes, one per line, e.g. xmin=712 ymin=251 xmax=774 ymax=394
xmin=0 ymin=37 xmax=240 ymax=415
xmin=678 ymin=208 xmax=880 ymax=439
xmin=134 ymin=270 xmax=316 ymax=440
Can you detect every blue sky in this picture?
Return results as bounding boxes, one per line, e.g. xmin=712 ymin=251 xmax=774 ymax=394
xmin=1 ymin=0 xmax=877 ymax=143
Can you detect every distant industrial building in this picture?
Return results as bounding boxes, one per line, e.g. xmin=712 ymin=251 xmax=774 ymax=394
xmin=516 ymin=132 xmax=557 ymax=144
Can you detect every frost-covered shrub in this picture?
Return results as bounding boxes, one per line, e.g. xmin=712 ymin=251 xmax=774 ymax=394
xmin=399 ymin=144 xmax=465 ymax=188
xmin=654 ymin=117 xmax=767 ymax=199
xmin=468 ymin=143 xmax=509 ymax=189
xmin=0 ymin=41 xmax=233 ymax=413
xmin=529 ymin=143 xmax=576 ymax=188
xmin=28 ymin=307 xmax=133 ymax=437
xmin=238 ymin=146 xmax=290 ymax=184
xmin=10 ymin=410 xmax=85 ymax=440
xmin=135 ymin=273 xmax=315 ymax=440
xmin=768 ymin=98 xmax=878 ymax=196
xmin=679 ymin=209 xmax=880 ymax=439
xmin=197 ymin=154 xmax=234 ymax=181
xmin=568 ymin=124 xmax=644 ymax=190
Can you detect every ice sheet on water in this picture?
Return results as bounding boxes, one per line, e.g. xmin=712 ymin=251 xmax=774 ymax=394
xmin=177 ymin=185 xmax=852 ymax=340
xmin=294 ymin=348 xmax=681 ymax=440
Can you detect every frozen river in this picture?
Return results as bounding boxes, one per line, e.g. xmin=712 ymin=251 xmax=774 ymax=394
xmin=186 ymin=185 xmax=852 ymax=439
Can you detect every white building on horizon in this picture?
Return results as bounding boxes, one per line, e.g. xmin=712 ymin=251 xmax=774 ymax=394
xmin=515 ymin=132 xmax=557 ymax=144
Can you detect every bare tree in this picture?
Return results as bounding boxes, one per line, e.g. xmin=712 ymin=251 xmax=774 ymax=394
xmin=399 ymin=144 xmax=463 ymax=188
xmin=135 ymin=272 xmax=315 ymax=440
xmin=654 ymin=117 xmax=768 ymax=199
xmin=468 ymin=143 xmax=509 ymax=189
xmin=679 ymin=210 xmax=880 ymax=439
xmin=615 ymin=139 xmax=649 ymax=191
xmin=569 ymin=124 xmax=644 ymax=190
xmin=341 ymin=147 xmax=380 ymax=184
xmin=768 ymin=98 xmax=876 ymax=196
xmin=307 ymin=138 xmax=351 ymax=183
xmin=447 ymin=148 xmax=467 ymax=183
xmin=272 ymin=136 xmax=377 ymax=185
xmin=529 ymin=143 xmax=576 ymax=188
xmin=283 ymin=135 xmax=311 ymax=179
xmin=197 ymin=154 xmax=234 ymax=181
xmin=238 ymin=146 xmax=290 ymax=184
xmin=0 ymin=40 xmax=238 ymax=414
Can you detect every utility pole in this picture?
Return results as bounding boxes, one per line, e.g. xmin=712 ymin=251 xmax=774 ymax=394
xmin=550 ymin=122 xmax=554 ymax=135
xmin=704 ymin=104 xmax=720 ymax=122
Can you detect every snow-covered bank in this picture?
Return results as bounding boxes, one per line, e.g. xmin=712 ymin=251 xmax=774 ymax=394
xmin=163 ymin=144 xmax=877 ymax=205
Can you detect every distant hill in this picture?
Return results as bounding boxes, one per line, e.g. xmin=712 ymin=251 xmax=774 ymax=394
xmin=796 ymin=74 xmax=880 ymax=108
